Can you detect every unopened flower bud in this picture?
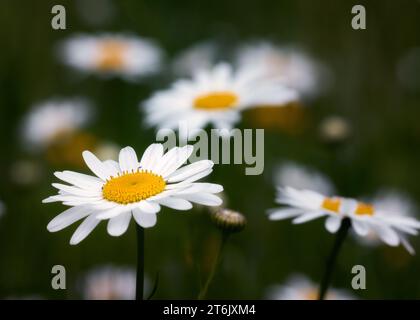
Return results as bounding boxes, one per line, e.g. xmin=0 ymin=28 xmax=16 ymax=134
xmin=210 ymin=209 xmax=247 ymax=233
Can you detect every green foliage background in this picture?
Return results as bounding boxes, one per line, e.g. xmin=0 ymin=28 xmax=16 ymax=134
xmin=0 ymin=0 xmax=420 ymax=299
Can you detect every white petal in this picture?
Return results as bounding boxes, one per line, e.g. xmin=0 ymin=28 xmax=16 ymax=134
xmin=119 ymin=146 xmax=139 ymax=172
xmin=268 ymin=208 xmax=303 ymax=220
xmin=352 ymin=220 xmax=369 ymax=236
xmin=400 ymin=236 xmax=415 ymax=255
xmin=176 ymin=183 xmax=223 ymax=194
xmin=156 ymin=145 xmax=194 ymax=177
xmin=82 ymin=150 xmax=113 ymax=180
xmin=54 ymin=171 xmax=103 ymax=189
xmin=107 ymin=211 xmax=132 ymax=236
xmin=137 ymin=201 xmax=160 ymax=214
xmin=166 ymin=160 xmax=213 ymax=182
xmin=52 ymin=183 xmax=100 ymax=197
xmin=96 ymin=206 xmax=126 ymax=220
xmin=70 ymin=214 xmax=101 ymax=245
xmin=292 ymin=211 xmax=326 ymax=224
xmin=325 ymin=216 xmax=342 ymax=233
xmin=133 ymin=208 xmax=157 ymax=228
xmin=103 ymin=160 xmax=121 ymax=177
xmin=47 ymin=206 xmax=91 ymax=232
xmin=155 ymin=197 xmax=193 ymax=210
xmin=139 ymin=144 xmax=163 ymax=171
xmin=179 ymin=193 xmax=222 ymax=206
xmin=371 ymin=224 xmax=400 ymax=247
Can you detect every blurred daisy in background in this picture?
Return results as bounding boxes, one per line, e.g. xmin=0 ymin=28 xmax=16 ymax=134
xmin=43 ymin=144 xmax=223 ymax=245
xmin=266 ymin=274 xmax=354 ymax=300
xmin=272 ymin=162 xmax=335 ymax=196
xmin=319 ymin=115 xmax=352 ymax=143
xmin=172 ymin=41 xmax=218 ymax=77
xmin=58 ymin=34 xmax=163 ymax=80
xmin=354 ymin=190 xmax=418 ymax=252
xmin=268 ymin=187 xmax=420 ymax=254
xmin=143 ymin=63 xmax=298 ymax=134
xmin=236 ymin=42 xmax=331 ymax=98
xmin=81 ymin=266 xmax=145 ymax=300
xmin=21 ymin=98 xmax=92 ymax=152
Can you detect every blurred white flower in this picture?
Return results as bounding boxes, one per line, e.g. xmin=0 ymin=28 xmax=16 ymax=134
xmin=43 ymin=144 xmax=223 ymax=245
xmin=319 ymin=115 xmax=351 ymax=142
xmin=266 ymin=274 xmax=354 ymax=300
xmin=143 ymin=62 xmax=298 ymax=133
xmin=273 ymin=162 xmax=335 ymax=196
xmin=82 ymin=266 xmax=136 ymax=300
xmin=172 ymin=41 xmax=218 ymax=77
xmin=354 ymin=190 xmax=418 ymax=252
xmin=59 ymin=34 xmax=163 ymax=80
xmin=22 ymin=98 xmax=92 ymax=150
xmin=268 ymin=187 xmax=420 ymax=254
xmin=236 ymin=42 xmax=331 ymax=97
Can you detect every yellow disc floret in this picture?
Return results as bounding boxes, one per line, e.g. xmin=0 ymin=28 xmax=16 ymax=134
xmin=102 ymin=170 xmax=166 ymax=204
xmin=193 ymin=91 xmax=238 ymax=110
xmin=321 ymin=197 xmax=341 ymax=213
xmin=355 ymin=202 xmax=374 ymax=216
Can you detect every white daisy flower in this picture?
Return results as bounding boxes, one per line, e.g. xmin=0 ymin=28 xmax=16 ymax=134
xmin=59 ymin=33 xmax=163 ymax=80
xmin=143 ymin=62 xmax=298 ymax=133
xmin=354 ymin=190 xmax=418 ymax=251
xmin=273 ymin=162 xmax=335 ymax=196
xmin=236 ymin=42 xmax=330 ymax=97
xmin=268 ymin=187 xmax=420 ymax=254
xmin=266 ymin=274 xmax=354 ymax=300
xmin=43 ymin=144 xmax=223 ymax=245
xmin=81 ymin=266 xmax=139 ymax=300
xmin=22 ymin=98 xmax=92 ymax=150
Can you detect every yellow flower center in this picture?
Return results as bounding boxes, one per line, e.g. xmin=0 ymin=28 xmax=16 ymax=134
xmin=96 ymin=40 xmax=127 ymax=71
xmin=355 ymin=202 xmax=374 ymax=216
xmin=102 ymin=171 xmax=166 ymax=204
xmin=193 ymin=92 xmax=238 ymax=110
xmin=321 ymin=197 xmax=341 ymax=213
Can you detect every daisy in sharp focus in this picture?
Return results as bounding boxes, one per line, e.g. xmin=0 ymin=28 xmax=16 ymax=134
xmin=268 ymin=186 xmax=420 ymax=254
xmin=59 ymin=34 xmax=163 ymax=80
xmin=43 ymin=144 xmax=223 ymax=245
xmin=22 ymin=98 xmax=92 ymax=151
xmin=266 ymin=274 xmax=354 ymax=300
xmin=142 ymin=62 xmax=298 ymax=134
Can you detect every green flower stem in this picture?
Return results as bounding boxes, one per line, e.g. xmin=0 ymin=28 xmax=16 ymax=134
xmin=136 ymin=224 xmax=145 ymax=301
xmin=198 ymin=233 xmax=229 ymax=300
xmin=318 ymin=218 xmax=351 ymax=300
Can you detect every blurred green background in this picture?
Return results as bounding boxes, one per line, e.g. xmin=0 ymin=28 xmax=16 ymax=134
xmin=1 ymin=0 xmax=420 ymax=299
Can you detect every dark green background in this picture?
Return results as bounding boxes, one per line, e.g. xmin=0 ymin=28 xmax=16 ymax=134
xmin=1 ymin=0 xmax=420 ymax=299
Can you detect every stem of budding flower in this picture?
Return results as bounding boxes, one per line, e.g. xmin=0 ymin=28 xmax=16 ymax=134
xmin=198 ymin=232 xmax=229 ymax=300
xmin=318 ymin=218 xmax=351 ymax=300
xmin=136 ymin=224 xmax=145 ymax=301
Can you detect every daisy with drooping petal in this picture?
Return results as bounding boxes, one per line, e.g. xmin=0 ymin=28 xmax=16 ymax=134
xmin=142 ymin=62 xmax=298 ymax=133
xmin=266 ymin=274 xmax=354 ymax=300
xmin=59 ymin=34 xmax=163 ymax=80
xmin=268 ymin=186 xmax=420 ymax=254
xmin=22 ymin=98 xmax=92 ymax=151
xmin=43 ymin=143 xmax=223 ymax=245
xmin=236 ymin=42 xmax=330 ymax=97
xmin=81 ymin=266 xmax=140 ymax=300
xmin=353 ymin=190 xmax=418 ymax=253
